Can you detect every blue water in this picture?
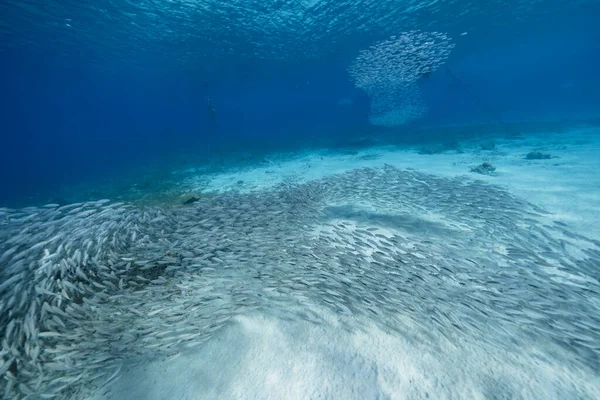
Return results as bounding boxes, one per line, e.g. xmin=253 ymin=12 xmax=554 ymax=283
xmin=0 ymin=0 xmax=599 ymax=206
xmin=2 ymin=2 xmax=600 ymax=399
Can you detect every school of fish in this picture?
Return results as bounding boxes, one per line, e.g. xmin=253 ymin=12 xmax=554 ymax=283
xmin=1 ymin=165 xmax=599 ymax=399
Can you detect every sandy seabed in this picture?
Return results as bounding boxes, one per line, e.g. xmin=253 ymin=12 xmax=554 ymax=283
xmin=87 ymin=126 xmax=600 ymax=400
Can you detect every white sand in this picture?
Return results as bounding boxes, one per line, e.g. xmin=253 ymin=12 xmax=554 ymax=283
xmin=93 ymin=310 xmax=600 ymax=400
xmin=187 ymin=126 xmax=600 ymax=237
xmin=90 ymin=126 xmax=600 ymax=399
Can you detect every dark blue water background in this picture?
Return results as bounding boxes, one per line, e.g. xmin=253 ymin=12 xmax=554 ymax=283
xmin=0 ymin=1 xmax=599 ymax=206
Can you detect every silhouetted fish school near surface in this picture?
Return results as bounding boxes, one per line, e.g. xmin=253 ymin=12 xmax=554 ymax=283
xmin=1 ymin=166 xmax=599 ymax=399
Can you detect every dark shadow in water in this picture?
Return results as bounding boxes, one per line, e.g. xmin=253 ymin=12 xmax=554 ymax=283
xmin=321 ymin=205 xmax=455 ymax=237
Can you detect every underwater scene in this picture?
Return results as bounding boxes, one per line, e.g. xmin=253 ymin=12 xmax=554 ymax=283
xmin=1 ymin=0 xmax=600 ymax=399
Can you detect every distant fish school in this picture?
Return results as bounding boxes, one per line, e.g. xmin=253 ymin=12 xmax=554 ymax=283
xmin=1 ymin=165 xmax=599 ymax=399
xmin=348 ymin=31 xmax=455 ymax=126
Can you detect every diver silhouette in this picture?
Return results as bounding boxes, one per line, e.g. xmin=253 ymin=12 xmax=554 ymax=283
xmin=207 ymin=98 xmax=216 ymax=129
